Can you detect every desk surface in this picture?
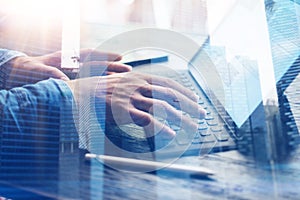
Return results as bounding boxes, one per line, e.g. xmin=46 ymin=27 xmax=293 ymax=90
xmin=2 ymin=147 xmax=300 ymax=200
xmin=1 ymin=123 xmax=300 ymax=200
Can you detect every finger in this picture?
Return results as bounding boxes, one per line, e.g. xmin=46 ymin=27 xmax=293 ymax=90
xmin=132 ymin=95 xmax=199 ymax=131
xmin=139 ymin=84 xmax=205 ymax=119
xmin=80 ymin=49 xmax=122 ymax=62
xmin=143 ymin=75 xmax=199 ymax=102
xmin=38 ymin=52 xmax=62 ymax=67
xmin=79 ymin=61 xmax=131 ymax=77
xmin=129 ymin=108 xmax=176 ymax=138
xmin=40 ymin=49 xmax=123 ymax=67
xmin=12 ymin=63 xmax=70 ymax=82
xmin=106 ymin=71 xmax=115 ymax=76
xmin=83 ymin=61 xmax=132 ymax=73
xmin=106 ymin=62 xmax=132 ymax=72
xmin=44 ymin=65 xmax=70 ymax=81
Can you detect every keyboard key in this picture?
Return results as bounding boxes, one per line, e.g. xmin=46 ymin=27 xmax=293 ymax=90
xmin=199 ymin=130 xmax=211 ymax=136
xmin=192 ymin=136 xmax=206 ymax=144
xmin=181 ymin=78 xmax=189 ymax=83
xmin=198 ymin=123 xmax=208 ymax=130
xmin=198 ymin=99 xmax=205 ymax=104
xmin=207 ymin=120 xmax=219 ymax=126
xmin=192 ymin=134 xmax=215 ymax=144
xmin=183 ymin=82 xmax=192 ymax=87
xmin=170 ymin=124 xmax=181 ymax=131
xmin=213 ymin=132 xmax=229 ymax=142
xmin=166 ymin=74 xmax=177 ymax=78
xmin=198 ymin=124 xmax=210 ymax=136
xmin=210 ymin=126 xmax=223 ymax=132
xmin=198 ymin=119 xmax=205 ymax=124
xmin=205 ymin=115 xmax=214 ymax=120
xmin=180 ymin=74 xmax=187 ymax=78
xmin=199 ymin=129 xmax=211 ymax=136
xmin=205 ymin=109 xmax=211 ymax=115
xmin=200 ymin=134 xmax=216 ymax=143
xmin=192 ymin=137 xmax=202 ymax=144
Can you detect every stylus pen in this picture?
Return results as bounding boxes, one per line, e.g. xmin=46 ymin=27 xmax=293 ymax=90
xmin=85 ymin=153 xmax=214 ymax=176
xmin=123 ymin=55 xmax=168 ymax=67
xmin=63 ymin=55 xmax=169 ymax=79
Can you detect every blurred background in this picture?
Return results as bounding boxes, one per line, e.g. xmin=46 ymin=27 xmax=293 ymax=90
xmin=0 ymin=0 xmax=216 ymax=55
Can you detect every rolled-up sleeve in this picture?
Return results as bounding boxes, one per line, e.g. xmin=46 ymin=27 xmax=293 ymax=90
xmin=0 ymin=79 xmax=79 ymax=156
xmin=0 ymin=48 xmax=27 ymax=66
xmin=0 ymin=48 xmax=27 ymax=89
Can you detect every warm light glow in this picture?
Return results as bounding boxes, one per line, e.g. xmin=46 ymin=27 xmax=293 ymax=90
xmin=121 ymin=0 xmax=135 ymax=5
xmin=206 ymin=0 xmax=237 ymax=34
xmin=1 ymin=0 xmax=81 ymax=68
xmin=1 ymin=0 xmax=75 ymax=19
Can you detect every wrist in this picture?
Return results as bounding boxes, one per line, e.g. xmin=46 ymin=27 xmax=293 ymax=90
xmin=8 ymin=56 xmax=30 ymax=69
xmin=65 ymin=76 xmax=105 ymax=104
xmin=0 ymin=49 xmax=27 ymax=66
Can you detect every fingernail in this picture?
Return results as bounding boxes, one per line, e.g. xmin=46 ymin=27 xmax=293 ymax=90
xmin=170 ymin=129 xmax=176 ymax=137
xmin=61 ymin=77 xmax=70 ymax=81
xmin=166 ymin=129 xmax=176 ymax=139
xmin=199 ymin=108 xmax=206 ymax=119
xmin=126 ymin=65 xmax=133 ymax=71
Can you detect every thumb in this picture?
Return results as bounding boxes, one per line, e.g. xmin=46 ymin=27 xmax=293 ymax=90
xmin=47 ymin=66 xmax=70 ymax=81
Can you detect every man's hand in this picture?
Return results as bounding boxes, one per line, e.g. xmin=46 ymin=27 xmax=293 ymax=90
xmin=6 ymin=49 xmax=131 ymax=88
xmin=66 ymin=72 xmax=206 ymax=138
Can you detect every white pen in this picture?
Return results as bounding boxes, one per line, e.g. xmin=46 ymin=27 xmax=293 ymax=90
xmin=85 ymin=153 xmax=214 ymax=176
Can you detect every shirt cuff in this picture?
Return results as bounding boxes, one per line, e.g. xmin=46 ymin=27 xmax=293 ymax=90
xmin=53 ymin=79 xmax=88 ymax=150
xmin=0 ymin=48 xmax=27 ymax=66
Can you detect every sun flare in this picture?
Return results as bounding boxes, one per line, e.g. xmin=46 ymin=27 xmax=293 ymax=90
xmin=1 ymin=0 xmax=78 ymax=20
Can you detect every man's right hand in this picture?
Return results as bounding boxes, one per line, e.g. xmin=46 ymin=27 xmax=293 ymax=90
xmin=66 ymin=72 xmax=206 ymax=139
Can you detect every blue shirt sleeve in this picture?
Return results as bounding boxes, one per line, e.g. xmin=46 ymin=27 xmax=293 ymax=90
xmin=0 ymin=48 xmax=27 ymax=66
xmin=0 ymin=79 xmax=80 ymax=155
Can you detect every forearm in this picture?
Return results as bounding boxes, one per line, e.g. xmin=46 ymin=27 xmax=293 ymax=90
xmin=0 ymin=79 xmax=78 ymax=150
xmin=65 ymin=77 xmax=107 ymax=152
